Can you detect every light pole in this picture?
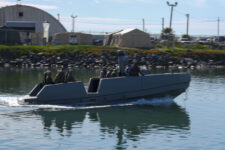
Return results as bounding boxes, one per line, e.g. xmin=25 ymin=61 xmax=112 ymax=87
xmin=186 ymin=14 xmax=190 ymax=36
xmin=142 ymin=18 xmax=145 ymax=32
xmin=217 ymin=17 xmax=220 ymax=37
xmin=167 ymin=1 xmax=178 ymax=29
xmin=162 ymin=17 xmax=165 ymax=31
xmin=71 ymin=15 xmax=78 ymax=33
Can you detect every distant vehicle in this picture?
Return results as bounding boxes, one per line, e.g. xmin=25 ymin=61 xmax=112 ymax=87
xmin=179 ymin=38 xmax=192 ymax=44
xmin=93 ymin=39 xmax=103 ymax=46
xmin=159 ymin=40 xmax=169 ymax=44
xmin=196 ymin=37 xmax=210 ymax=44
xmin=213 ymin=36 xmax=225 ymax=44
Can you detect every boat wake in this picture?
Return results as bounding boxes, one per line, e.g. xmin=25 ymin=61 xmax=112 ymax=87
xmin=0 ymin=94 xmax=174 ymax=110
xmin=123 ymin=97 xmax=173 ymax=106
xmin=0 ymin=94 xmax=25 ymax=107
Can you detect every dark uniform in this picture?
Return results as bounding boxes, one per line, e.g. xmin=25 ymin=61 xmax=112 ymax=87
xmin=130 ymin=64 xmax=144 ymax=76
xmin=43 ymin=71 xmax=54 ymax=85
xmin=100 ymin=68 xmax=107 ymax=78
xmin=65 ymin=71 xmax=75 ymax=82
xmin=54 ymin=69 xmax=65 ymax=83
xmin=125 ymin=65 xmax=131 ymax=76
xmin=111 ymin=69 xmax=118 ymax=77
xmin=106 ymin=70 xmax=112 ymax=78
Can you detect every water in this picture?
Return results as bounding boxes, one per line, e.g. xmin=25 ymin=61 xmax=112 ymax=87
xmin=0 ymin=68 xmax=225 ymax=150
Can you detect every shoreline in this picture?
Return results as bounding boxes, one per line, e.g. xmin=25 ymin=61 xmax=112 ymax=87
xmin=0 ymin=45 xmax=225 ymax=69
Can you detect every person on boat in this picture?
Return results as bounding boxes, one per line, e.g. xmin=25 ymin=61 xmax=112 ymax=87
xmin=43 ymin=70 xmax=54 ymax=85
xmin=111 ymin=69 xmax=118 ymax=77
xmin=130 ymin=63 xmax=144 ymax=76
xmin=118 ymin=50 xmax=128 ymax=76
xmin=125 ymin=64 xmax=131 ymax=76
xmin=100 ymin=67 xmax=107 ymax=78
xmin=65 ymin=70 xmax=75 ymax=82
xmin=54 ymin=68 xmax=66 ymax=83
xmin=106 ymin=69 xmax=113 ymax=78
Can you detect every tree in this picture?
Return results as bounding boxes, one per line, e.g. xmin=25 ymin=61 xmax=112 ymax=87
xmin=160 ymin=27 xmax=175 ymax=48
xmin=182 ymin=34 xmax=192 ymax=40
xmin=162 ymin=27 xmax=173 ymax=34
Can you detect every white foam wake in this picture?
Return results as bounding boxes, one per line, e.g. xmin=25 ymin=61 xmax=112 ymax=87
xmin=118 ymin=97 xmax=174 ymax=107
xmin=0 ymin=94 xmax=27 ymax=107
xmin=0 ymin=94 xmax=174 ymax=110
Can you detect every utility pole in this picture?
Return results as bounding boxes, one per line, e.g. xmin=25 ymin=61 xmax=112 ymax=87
xmin=167 ymin=1 xmax=178 ymax=29
xmin=57 ymin=13 xmax=60 ymax=22
xmin=186 ymin=14 xmax=190 ymax=35
xmin=142 ymin=18 xmax=145 ymax=32
xmin=71 ymin=15 xmax=77 ymax=33
xmin=217 ymin=17 xmax=220 ymax=37
xmin=162 ymin=17 xmax=165 ymax=30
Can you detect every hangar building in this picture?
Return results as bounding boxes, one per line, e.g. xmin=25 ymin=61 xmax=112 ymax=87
xmin=0 ymin=4 xmax=66 ymax=44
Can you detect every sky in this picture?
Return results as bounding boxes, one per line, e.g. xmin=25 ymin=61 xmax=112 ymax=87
xmin=0 ymin=0 xmax=224 ymax=35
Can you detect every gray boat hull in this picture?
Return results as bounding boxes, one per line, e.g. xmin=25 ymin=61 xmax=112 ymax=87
xmin=23 ymin=73 xmax=191 ymax=105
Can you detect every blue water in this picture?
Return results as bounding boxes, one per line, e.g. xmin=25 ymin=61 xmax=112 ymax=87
xmin=0 ymin=68 xmax=225 ymax=150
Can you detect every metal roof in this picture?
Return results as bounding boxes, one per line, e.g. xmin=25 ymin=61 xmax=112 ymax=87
xmin=115 ymin=28 xmax=136 ymax=35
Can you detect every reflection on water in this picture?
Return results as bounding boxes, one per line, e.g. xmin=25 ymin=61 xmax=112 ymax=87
xmin=1 ymin=103 xmax=190 ymax=149
xmin=33 ymin=104 xmax=188 ymax=137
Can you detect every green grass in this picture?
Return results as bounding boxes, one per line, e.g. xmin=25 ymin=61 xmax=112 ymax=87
xmin=0 ymin=45 xmax=225 ymax=59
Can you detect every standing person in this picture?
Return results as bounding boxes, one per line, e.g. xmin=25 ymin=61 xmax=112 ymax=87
xmin=54 ymin=68 xmax=66 ymax=83
xmin=65 ymin=70 xmax=75 ymax=82
xmin=118 ymin=50 xmax=128 ymax=76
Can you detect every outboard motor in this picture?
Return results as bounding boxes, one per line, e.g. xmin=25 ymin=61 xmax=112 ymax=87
xmin=118 ymin=50 xmax=128 ymax=76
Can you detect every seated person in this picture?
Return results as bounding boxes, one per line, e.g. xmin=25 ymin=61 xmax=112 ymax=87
xmin=106 ymin=70 xmax=113 ymax=78
xmin=100 ymin=67 xmax=107 ymax=78
xmin=54 ymin=68 xmax=65 ymax=83
xmin=43 ymin=70 xmax=54 ymax=85
xmin=65 ymin=70 xmax=75 ymax=82
xmin=111 ymin=69 xmax=118 ymax=77
xmin=130 ymin=63 xmax=144 ymax=76
xmin=125 ymin=64 xmax=131 ymax=76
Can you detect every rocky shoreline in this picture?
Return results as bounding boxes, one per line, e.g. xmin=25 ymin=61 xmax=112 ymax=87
xmin=0 ymin=50 xmax=225 ymax=69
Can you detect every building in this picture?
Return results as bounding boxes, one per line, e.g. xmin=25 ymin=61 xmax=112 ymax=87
xmin=104 ymin=29 xmax=152 ymax=49
xmin=52 ymin=32 xmax=93 ymax=45
xmin=0 ymin=4 xmax=66 ymax=44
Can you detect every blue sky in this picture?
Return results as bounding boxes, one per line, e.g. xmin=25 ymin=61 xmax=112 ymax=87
xmin=0 ymin=0 xmax=224 ymax=35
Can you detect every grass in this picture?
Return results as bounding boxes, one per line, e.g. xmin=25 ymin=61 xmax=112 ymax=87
xmin=0 ymin=44 xmax=225 ymax=59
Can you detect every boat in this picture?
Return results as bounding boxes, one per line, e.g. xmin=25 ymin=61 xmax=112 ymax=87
xmin=22 ymin=73 xmax=191 ymax=105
